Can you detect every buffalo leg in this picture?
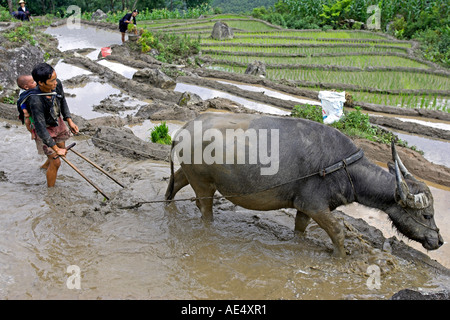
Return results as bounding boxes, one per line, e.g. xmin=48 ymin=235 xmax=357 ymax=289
xmin=165 ymin=168 xmax=189 ymax=200
xmin=294 ymin=211 xmax=311 ymax=233
xmin=309 ymin=210 xmax=346 ymax=258
xmin=189 ymin=180 xmax=216 ymax=222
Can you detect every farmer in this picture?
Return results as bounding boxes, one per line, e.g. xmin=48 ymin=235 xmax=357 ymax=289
xmin=119 ymin=9 xmax=138 ymax=43
xmin=28 ymin=63 xmax=79 ymax=187
xmin=16 ymin=0 xmax=31 ymax=21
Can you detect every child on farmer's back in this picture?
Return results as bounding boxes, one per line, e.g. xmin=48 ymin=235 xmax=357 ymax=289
xmin=16 ymin=74 xmax=37 ymax=138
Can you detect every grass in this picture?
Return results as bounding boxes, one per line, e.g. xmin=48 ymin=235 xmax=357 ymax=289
xmin=201 ymin=44 xmax=409 ymax=55
xmin=236 ymin=31 xmax=391 ymax=40
xmin=201 ymin=37 xmax=412 ymax=47
xmin=204 ymin=53 xmax=430 ymax=68
xmin=211 ymin=64 xmax=449 ymax=91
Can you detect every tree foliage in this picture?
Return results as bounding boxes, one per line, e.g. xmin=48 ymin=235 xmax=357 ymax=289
xmin=0 ymin=0 xmax=211 ymax=15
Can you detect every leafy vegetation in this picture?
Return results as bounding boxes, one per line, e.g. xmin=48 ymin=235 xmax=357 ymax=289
xmin=135 ymin=29 xmax=200 ymax=63
xmin=319 ymin=0 xmax=353 ymax=28
xmin=3 ymin=24 xmax=37 ymax=46
xmin=0 ymin=4 xmax=11 ymax=21
xmin=291 ymin=104 xmax=323 ymax=122
xmin=291 ymin=105 xmax=410 ymax=147
xmin=212 ymin=0 xmax=277 ymax=14
xmin=150 ymin=122 xmax=172 ymax=145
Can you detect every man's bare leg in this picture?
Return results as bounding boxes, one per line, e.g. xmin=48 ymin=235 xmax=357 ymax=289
xmin=41 ymin=159 xmax=49 ymax=170
xmin=46 ymin=141 xmax=65 ymax=187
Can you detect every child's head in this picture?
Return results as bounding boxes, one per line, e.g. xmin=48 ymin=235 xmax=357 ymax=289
xmin=17 ymin=74 xmax=37 ymax=90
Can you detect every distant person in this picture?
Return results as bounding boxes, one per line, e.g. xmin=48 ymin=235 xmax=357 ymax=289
xmin=119 ymin=9 xmax=139 ymax=43
xmin=15 ymin=0 xmax=31 ymax=21
xmin=27 ymin=63 xmax=79 ymax=187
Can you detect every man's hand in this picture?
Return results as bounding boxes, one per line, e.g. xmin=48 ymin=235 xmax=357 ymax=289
xmin=67 ymin=118 xmax=79 ymax=134
xmin=53 ymin=146 xmax=67 ymax=159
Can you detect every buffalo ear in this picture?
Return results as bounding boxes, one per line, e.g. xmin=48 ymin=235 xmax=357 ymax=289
xmin=387 ymin=161 xmax=395 ymax=175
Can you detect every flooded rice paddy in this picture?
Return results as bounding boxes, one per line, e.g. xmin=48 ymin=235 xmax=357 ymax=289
xmin=0 ymin=23 xmax=449 ymax=299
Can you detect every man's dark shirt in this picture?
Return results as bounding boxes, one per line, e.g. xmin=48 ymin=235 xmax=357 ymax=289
xmin=28 ymin=79 xmax=72 ymax=148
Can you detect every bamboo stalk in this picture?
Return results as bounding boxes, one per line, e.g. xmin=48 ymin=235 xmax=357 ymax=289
xmin=60 ymin=156 xmax=110 ymax=200
xmin=69 ymin=149 xmax=125 ymax=188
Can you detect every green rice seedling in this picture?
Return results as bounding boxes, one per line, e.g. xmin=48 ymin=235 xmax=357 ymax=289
xmin=150 ymin=122 xmax=172 ymax=145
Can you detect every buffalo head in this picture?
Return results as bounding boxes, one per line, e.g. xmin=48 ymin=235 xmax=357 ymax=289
xmin=386 ymin=142 xmax=444 ymax=251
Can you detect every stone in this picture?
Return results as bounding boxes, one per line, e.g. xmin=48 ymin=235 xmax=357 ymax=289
xmin=0 ymin=43 xmax=44 ymax=91
xmin=245 ymin=61 xmax=266 ymax=77
xmin=136 ymin=100 xmax=198 ymax=121
xmin=91 ymin=9 xmax=108 ymax=21
xmin=177 ymin=91 xmax=203 ymax=107
xmin=211 ymin=21 xmax=234 ymax=40
xmin=132 ymin=68 xmax=175 ymax=89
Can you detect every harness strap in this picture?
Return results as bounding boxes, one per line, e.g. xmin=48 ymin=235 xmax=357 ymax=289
xmin=319 ymin=149 xmax=364 ymax=177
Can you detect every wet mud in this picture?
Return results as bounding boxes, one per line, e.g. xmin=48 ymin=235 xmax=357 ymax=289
xmin=0 ymin=21 xmax=449 ymax=299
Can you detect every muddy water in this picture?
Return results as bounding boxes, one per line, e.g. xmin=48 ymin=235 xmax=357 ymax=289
xmin=2 ymin=122 xmax=450 ymax=299
xmin=2 ymin=24 xmax=445 ymax=299
xmin=97 ymin=60 xmax=138 ymax=79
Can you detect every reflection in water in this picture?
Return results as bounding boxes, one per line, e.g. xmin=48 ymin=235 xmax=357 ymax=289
xmin=216 ymin=79 xmax=322 ymax=106
xmin=64 ymin=82 xmax=121 ymax=119
xmin=97 ymin=60 xmax=138 ymax=79
xmin=54 ymin=60 xmax=92 ymax=80
xmin=45 ymin=24 xmax=122 ymax=52
xmin=395 ymin=117 xmax=450 ymax=131
xmin=174 ymin=83 xmax=290 ymax=116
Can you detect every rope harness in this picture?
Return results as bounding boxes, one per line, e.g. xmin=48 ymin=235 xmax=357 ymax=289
xmin=90 ymin=129 xmax=365 ymax=210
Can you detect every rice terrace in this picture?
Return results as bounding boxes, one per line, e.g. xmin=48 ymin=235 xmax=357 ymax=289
xmin=0 ymin=0 xmax=449 ymax=301
xmin=141 ymin=14 xmax=449 ymax=112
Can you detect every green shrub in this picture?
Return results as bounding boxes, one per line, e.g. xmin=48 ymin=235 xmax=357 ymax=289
xmin=331 ymin=107 xmax=402 ymax=145
xmin=414 ymin=26 xmax=450 ymax=67
xmin=291 ymin=105 xmax=406 ymax=146
xmin=291 ymin=104 xmax=323 ymax=122
xmin=251 ymin=6 xmax=269 ymax=19
xmin=136 ymin=29 xmax=200 ymax=63
xmin=319 ymin=0 xmax=353 ymax=28
xmin=150 ymin=122 xmax=172 ymax=145
xmin=0 ymin=5 xmax=12 ymax=21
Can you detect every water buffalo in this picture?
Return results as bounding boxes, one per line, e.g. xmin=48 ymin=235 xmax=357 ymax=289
xmin=165 ymin=113 xmax=443 ymax=257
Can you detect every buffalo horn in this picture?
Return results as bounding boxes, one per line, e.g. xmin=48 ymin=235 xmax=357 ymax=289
xmin=392 ymin=142 xmax=430 ymax=209
xmin=391 ymin=141 xmax=416 ymax=181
